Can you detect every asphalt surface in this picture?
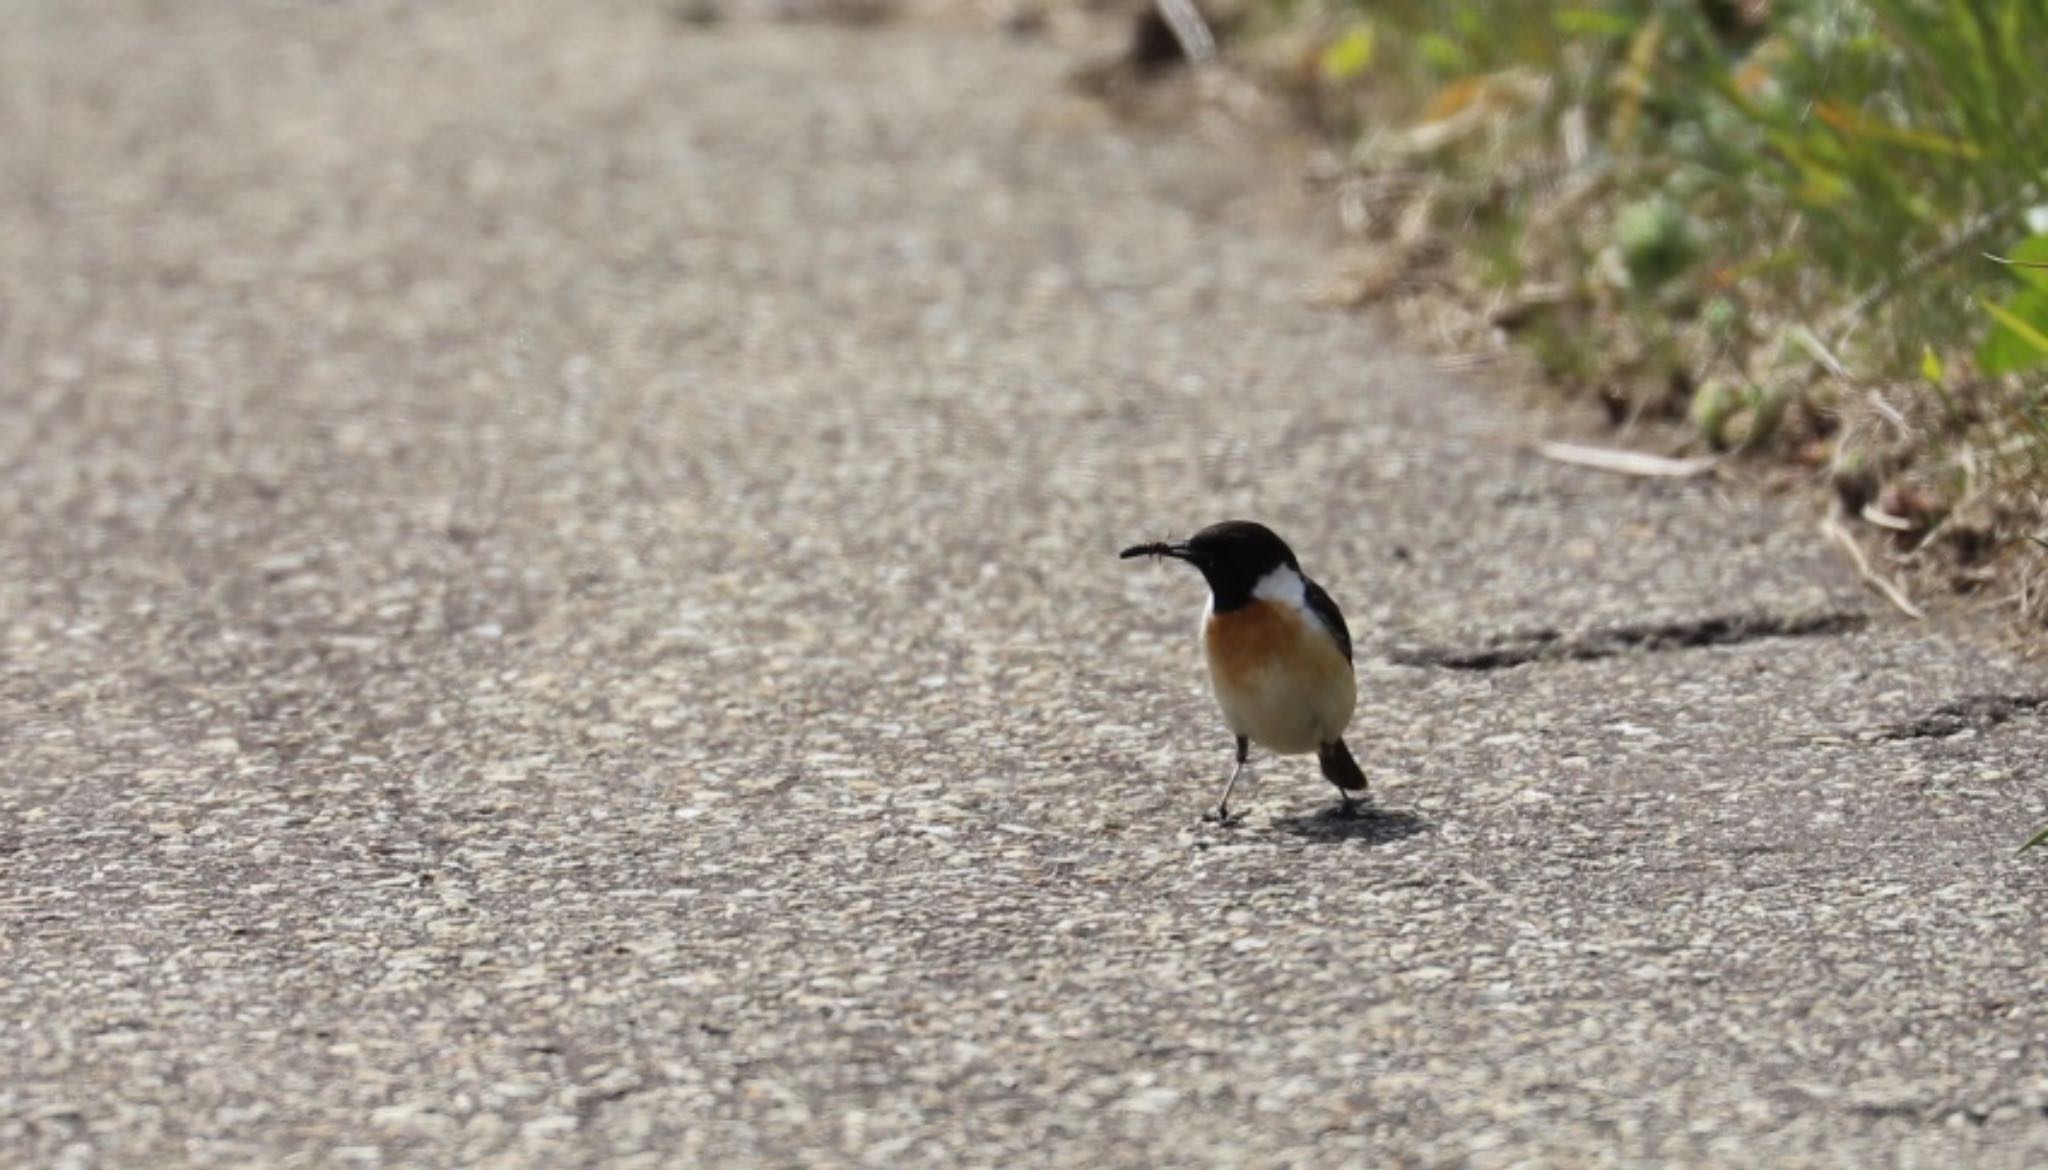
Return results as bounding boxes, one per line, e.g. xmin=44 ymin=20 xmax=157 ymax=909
xmin=5 ymin=3 xmax=2048 ymax=1167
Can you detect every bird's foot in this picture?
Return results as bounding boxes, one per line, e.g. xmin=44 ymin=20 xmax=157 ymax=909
xmin=1201 ymin=805 xmax=1245 ymax=828
xmin=1332 ymin=796 xmax=1366 ymax=820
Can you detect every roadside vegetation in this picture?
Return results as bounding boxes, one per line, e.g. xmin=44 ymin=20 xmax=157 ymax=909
xmin=1214 ymin=0 xmax=2048 ymax=620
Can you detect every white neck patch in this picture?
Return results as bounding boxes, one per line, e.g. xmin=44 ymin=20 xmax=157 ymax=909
xmin=1252 ymin=563 xmax=1346 ymax=649
xmin=1251 ymin=564 xmax=1308 ymax=612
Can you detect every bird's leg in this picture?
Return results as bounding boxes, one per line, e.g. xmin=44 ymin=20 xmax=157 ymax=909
xmin=1327 ymin=774 xmax=1365 ymax=818
xmin=1203 ymin=736 xmax=1250 ymax=826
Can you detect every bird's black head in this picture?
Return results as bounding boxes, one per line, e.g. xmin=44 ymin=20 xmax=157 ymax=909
xmin=1120 ymin=520 xmax=1300 ymax=611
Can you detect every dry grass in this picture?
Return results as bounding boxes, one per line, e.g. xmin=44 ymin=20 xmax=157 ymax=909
xmin=1037 ymin=0 xmax=2048 ymax=628
xmin=1183 ymin=0 xmax=2048 ymax=629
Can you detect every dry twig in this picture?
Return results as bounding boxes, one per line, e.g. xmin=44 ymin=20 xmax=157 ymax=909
xmin=1822 ymin=512 xmax=1925 ymax=620
xmin=1152 ymin=0 xmax=1214 ymax=65
xmin=1532 ymin=440 xmax=1720 ymax=478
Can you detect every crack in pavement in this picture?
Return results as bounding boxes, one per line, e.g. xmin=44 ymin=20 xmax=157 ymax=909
xmin=1875 ymin=692 xmax=2048 ymax=741
xmin=1385 ymin=610 xmax=1870 ymax=671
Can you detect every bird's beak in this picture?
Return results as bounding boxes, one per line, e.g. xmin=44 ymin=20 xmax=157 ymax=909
xmin=1119 ymin=541 xmax=1192 ymax=562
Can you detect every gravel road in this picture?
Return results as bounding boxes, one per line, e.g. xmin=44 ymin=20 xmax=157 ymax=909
xmin=5 ymin=3 xmax=2047 ymax=1167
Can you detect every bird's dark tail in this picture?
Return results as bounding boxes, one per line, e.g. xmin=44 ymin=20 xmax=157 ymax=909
xmin=1318 ymin=738 xmax=1368 ymax=792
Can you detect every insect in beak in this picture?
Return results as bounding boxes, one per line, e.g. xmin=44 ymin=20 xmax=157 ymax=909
xmin=1119 ymin=541 xmax=1190 ymax=561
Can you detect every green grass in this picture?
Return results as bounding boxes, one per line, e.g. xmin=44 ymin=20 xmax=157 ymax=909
xmin=1271 ymin=0 xmax=2048 ymax=517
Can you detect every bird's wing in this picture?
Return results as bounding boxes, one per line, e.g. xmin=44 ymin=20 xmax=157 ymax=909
xmin=1302 ymin=577 xmax=1353 ymax=663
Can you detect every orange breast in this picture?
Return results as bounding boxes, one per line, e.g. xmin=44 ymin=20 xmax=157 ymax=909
xmin=1203 ymin=598 xmax=1357 ymax=753
xmin=1203 ymin=600 xmax=1305 ymax=689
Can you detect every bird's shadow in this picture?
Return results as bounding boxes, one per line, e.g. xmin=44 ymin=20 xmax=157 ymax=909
xmin=1268 ymin=804 xmax=1430 ymax=845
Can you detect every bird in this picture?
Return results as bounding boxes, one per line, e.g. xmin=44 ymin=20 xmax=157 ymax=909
xmin=1121 ymin=520 xmax=1366 ymax=823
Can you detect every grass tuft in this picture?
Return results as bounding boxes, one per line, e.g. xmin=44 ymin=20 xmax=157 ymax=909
xmin=1247 ymin=0 xmax=2048 ymax=630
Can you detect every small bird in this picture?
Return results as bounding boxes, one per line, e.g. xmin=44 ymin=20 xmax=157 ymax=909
xmin=1121 ymin=520 xmax=1366 ymax=823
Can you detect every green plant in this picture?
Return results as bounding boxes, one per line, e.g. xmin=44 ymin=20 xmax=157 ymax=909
xmin=1982 ymin=235 xmax=2048 ymax=376
xmin=1292 ymin=0 xmax=2048 ymax=461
